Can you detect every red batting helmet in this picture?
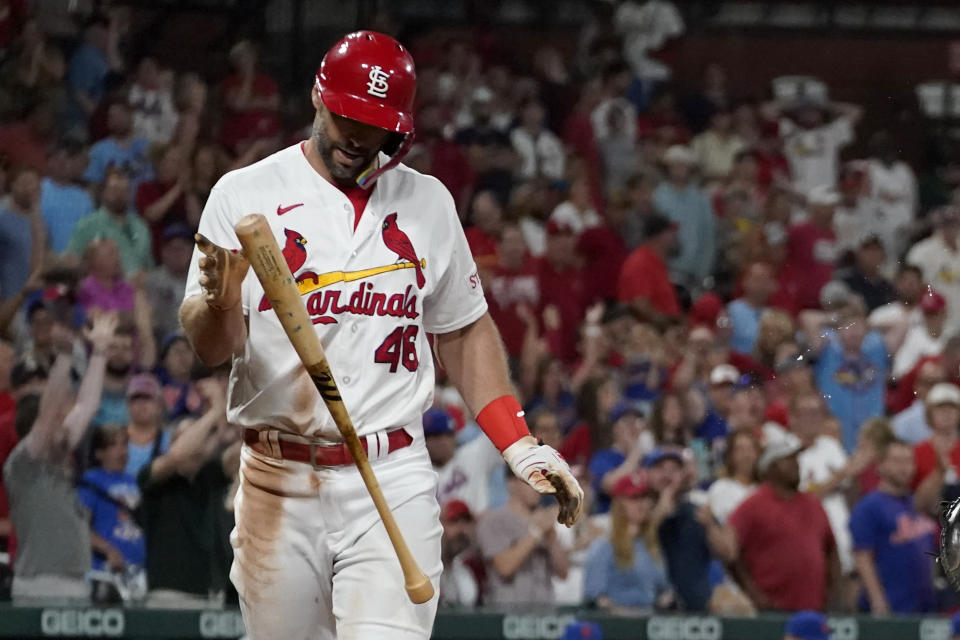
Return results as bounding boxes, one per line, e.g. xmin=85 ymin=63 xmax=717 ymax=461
xmin=316 ymin=30 xmax=417 ymax=188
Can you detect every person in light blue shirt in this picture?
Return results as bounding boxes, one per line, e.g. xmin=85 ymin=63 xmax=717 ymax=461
xmin=41 ymin=138 xmax=94 ymax=252
xmin=806 ymin=298 xmax=889 ymax=451
xmin=583 ymin=473 xmax=672 ymax=609
xmin=653 ymin=145 xmax=716 ymax=293
xmin=0 ymin=166 xmax=43 ymax=301
xmin=84 ymin=102 xmax=153 ymax=190
xmin=727 ymin=262 xmax=779 ymax=355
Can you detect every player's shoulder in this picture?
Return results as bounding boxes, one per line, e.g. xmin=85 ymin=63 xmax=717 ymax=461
xmin=384 ymin=162 xmax=454 ymax=203
xmin=211 ymin=144 xmax=304 ymax=195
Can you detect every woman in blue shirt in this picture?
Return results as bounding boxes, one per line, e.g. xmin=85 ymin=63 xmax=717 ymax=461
xmin=583 ymin=472 xmax=672 ymax=610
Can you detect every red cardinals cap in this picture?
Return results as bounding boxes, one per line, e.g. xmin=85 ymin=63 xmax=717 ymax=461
xmin=610 ymin=472 xmax=651 ymax=498
xmin=441 ymin=499 xmax=473 ymax=522
xmin=546 ymin=219 xmax=575 ymax=236
xmin=316 ymin=31 xmax=417 ymax=187
xmin=920 ymin=288 xmax=947 ymax=314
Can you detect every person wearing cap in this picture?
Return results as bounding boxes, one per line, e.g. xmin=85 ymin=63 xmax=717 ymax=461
xmin=766 ymin=94 xmax=862 ymax=197
xmin=453 ymin=85 xmax=515 ymax=207
xmin=907 ymin=205 xmax=960 ymax=331
xmin=783 ymin=610 xmax=831 ymax=640
xmin=690 ymin=364 xmax=738 ymax=448
xmin=40 ymin=137 xmax=95 ymax=253
xmin=912 ymin=382 xmax=960 ymax=515
xmin=893 ymin=288 xmax=953 ymax=379
xmin=438 ymin=499 xmax=483 ymax=607
xmin=583 ymin=472 xmax=671 ymax=612
xmin=728 ymin=262 xmax=779 ymax=356
xmin=892 ymin=360 xmax=946 ymax=445
xmin=123 ymin=373 xmax=172 ymax=478
xmin=849 ymin=439 xmax=936 ymax=615
xmin=3 ymin=311 xmax=116 ymax=601
xmin=653 ymin=144 xmax=717 ymax=293
xmin=836 ymin=235 xmax=895 ymax=313
xmin=617 ymin=213 xmax=681 ymax=329
xmin=724 ymin=433 xmax=838 ymax=611
xmin=145 ymin=223 xmax=194 ymax=345
xmin=779 ymin=184 xmax=840 ymax=313
xmin=588 ymin=402 xmax=653 ymax=514
xmin=803 ymin=296 xmax=888 ymax=451
xmin=426 ymin=406 xmax=504 ymax=515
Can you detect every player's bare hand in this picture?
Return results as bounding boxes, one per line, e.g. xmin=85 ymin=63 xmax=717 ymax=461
xmin=503 ymin=436 xmax=584 ymax=527
xmin=195 ymin=233 xmax=249 ymax=311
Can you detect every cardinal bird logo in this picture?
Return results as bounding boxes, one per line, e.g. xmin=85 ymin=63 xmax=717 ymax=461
xmin=258 ymin=228 xmax=319 ymax=311
xmin=382 ymin=212 xmax=425 ymax=289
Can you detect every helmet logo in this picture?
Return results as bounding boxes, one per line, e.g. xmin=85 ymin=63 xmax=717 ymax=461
xmin=366 ymin=65 xmax=390 ymax=98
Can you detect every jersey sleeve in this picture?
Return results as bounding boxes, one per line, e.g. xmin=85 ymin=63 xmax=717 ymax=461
xmin=183 ymin=178 xmax=252 ymax=313
xmin=849 ymin=497 xmax=878 ymax=551
xmin=422 ymin=181 xmax=487 ymax=334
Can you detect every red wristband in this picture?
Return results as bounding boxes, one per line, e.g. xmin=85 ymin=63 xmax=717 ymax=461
xmin=476 ymin=395 xmax=531 ymax=452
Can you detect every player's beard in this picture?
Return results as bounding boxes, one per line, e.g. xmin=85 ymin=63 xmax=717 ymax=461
xmin=312 ymin=111 xmax=380 ymax=187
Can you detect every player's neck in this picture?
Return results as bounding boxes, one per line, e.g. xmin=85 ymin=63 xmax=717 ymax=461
xmin=302 ymin=138 xmax=334 ymax=184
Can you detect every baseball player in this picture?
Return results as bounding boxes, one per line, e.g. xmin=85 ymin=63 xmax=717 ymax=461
xmin=179 ymin=31 xmax=583 ymax=640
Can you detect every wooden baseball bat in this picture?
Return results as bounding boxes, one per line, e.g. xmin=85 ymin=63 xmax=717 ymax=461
xmin=234 ymin=213 xmax=434 ymax=605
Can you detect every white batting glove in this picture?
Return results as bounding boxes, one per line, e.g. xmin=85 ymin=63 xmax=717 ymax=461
xmin=503 ymin=436 xmax=584 ymax=526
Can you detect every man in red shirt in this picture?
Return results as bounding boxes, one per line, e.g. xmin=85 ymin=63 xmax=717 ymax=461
xmin=486 ymin=223 xmax=539 ymax=360
xmin=779 ymin=185 xmax=840 ymax=313
xmin=537 ymin=220 xmax=586 ymax=363
xmin=911 ymin=383 xmax=960 ymax=515
xmin=723 ymin=434 xmax=838 ymax=611
xmin=617 ymin=213 xmax=680 ymax=328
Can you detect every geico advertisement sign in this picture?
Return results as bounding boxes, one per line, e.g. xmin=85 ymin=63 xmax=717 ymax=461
xmin=40 ymin=609 xmax=125 ymax=637
xmin=199 ymin=611 xmax=246 ymax=638
xmin=502 ymin=614 xmax=577 ymax=639
xmin=647 ymin=616 xmax=722 ymax=640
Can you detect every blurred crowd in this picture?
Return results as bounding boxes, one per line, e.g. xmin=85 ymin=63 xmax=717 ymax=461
xmin=1 ymin=0 xmax=960 ymax=619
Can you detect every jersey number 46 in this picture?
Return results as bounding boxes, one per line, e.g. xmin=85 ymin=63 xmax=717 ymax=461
xmin=374 ymin=325 xmax=420 ymax=373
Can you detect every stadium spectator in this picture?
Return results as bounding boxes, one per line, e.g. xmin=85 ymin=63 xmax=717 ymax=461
xmin=851 ymin=418 xmax=897 ymax=498
xmin=454 ymin=87 xmax=515 ymax=205
xmin=551 ymin=175 xmax=602 ymax=236
xmin=725 ymin=434 xmax=839 ymax=611
xmin=128 ymin=56 xmax=177 ymax=145
xmin=837 ymin=235 xmax=895 ymax=313
xmin=476 ymin=467 xmax=569 ymax=605
xmin=88 ymin=323 xmax=136 ymax=428
xmin=780 ymin=185 xmax=840 ymax=313
xmin=427 ymin=407 xmax=503 ymax=515
xmin=596 ymin=98 xmax=639 ymax=192
xmin=647 ymin=448 xmax=717 ymax=611
xmin=0 ymin=99 xmax=57 ymax=172
xmin=617 ymin=213 xmax=680 ymax=328
xmin=867 ymin=264 xmax=925 ymax=355
xmin=439 ymin=499 xmax=484 ymax=607
xmin=144 ymin=223 xmax=192 ymax=345
xmin=773 ymin=98 xmax=862 ymax=196
xmin=791 ymin=392 xmax=856 ymax=576
xmin=561 ymin=374 xmax=620 ymax=468
xmin=138 ymin=374 xmax=237 ymax=606
xmin=865 ymin=131 xmax=917 ymax=261
xmin=707 ymin=430 xmax=760 ymax=523
xmin=893 ymin=289 xmax=952 ymax=379
xmin=583 ymin=472 xmax=671 ymax=611
xmin=691 ymin=108 xmax=744 ymax=182
xmin=154 ymin=334 xmax=200 ymax=422
xmin=653 ymin=145 xmax=716 ymax=293
xmin=40 ymin=136 xmax=93 ymax=253
xmin=911 ymin=383 xmax=960 ymax=515
xmin=537 ymin=219 xmax=588 ymax=363
xmin=486 ymin=222 xmax=539 ymax=362
xmin=907 ymin=206 xmax=960 ymax=331
xmin=727 ymin=262 xmax=778 ymax=355
xmin=803 ymin=297 xmax=888 ymax=451
xmin=464 ymin=190 xmax=503 ymax=273
xmin=64 ymin=13 xmax=119 ymax=130
xmin=4 ymin=312 xmax=114 ymax=600
xmin=523 ymin=357 xmax=578 ymax=435
xmin=78 ymin=424 xmax=145 ymax=575
xmin=67 ymin=166 xmax=153 ymax=275
xmin=892 ymin=360 xmax=945 ymax=444
xmin=511 ymin=98 xmax=565 ymax=182
xmin=0 ymin=165 xmax=45 ymax=303
xmin=136 ymin=142 xmax=200 ymax=259
xmin=589 ymin=402 xmax=650 ymax=514
xmin=76 ymin=237 xmax=134 ymax=315
xmin=849 ymin=439 xmax=936 ymax=614
xmin=783 ymin=610 xmax=831 ymax=640
xmin=123 ymin=373 xmax=171 ymax=478
xmin=219 ymin=40 xmax=279 ymax=155
xmin=83 ymin=100 xmax=152 ymax=188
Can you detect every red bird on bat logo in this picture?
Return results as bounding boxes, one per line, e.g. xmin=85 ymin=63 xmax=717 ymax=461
xmin=258 ymin=228 xmax=319 ymax=311
xmin=382 ymin=212 xmax=425 ymax=289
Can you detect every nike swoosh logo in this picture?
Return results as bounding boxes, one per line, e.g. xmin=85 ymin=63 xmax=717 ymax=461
xmin=277 ymin=203 xmax=304 ymax=215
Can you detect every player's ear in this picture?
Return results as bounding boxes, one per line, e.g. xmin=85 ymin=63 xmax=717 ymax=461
xmin=311 ymin=83 xmax=322 ymax=111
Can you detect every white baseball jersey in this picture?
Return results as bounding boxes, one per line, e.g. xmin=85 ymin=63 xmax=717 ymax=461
xmin=184 ymin=143 xmax=487 ymax=441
